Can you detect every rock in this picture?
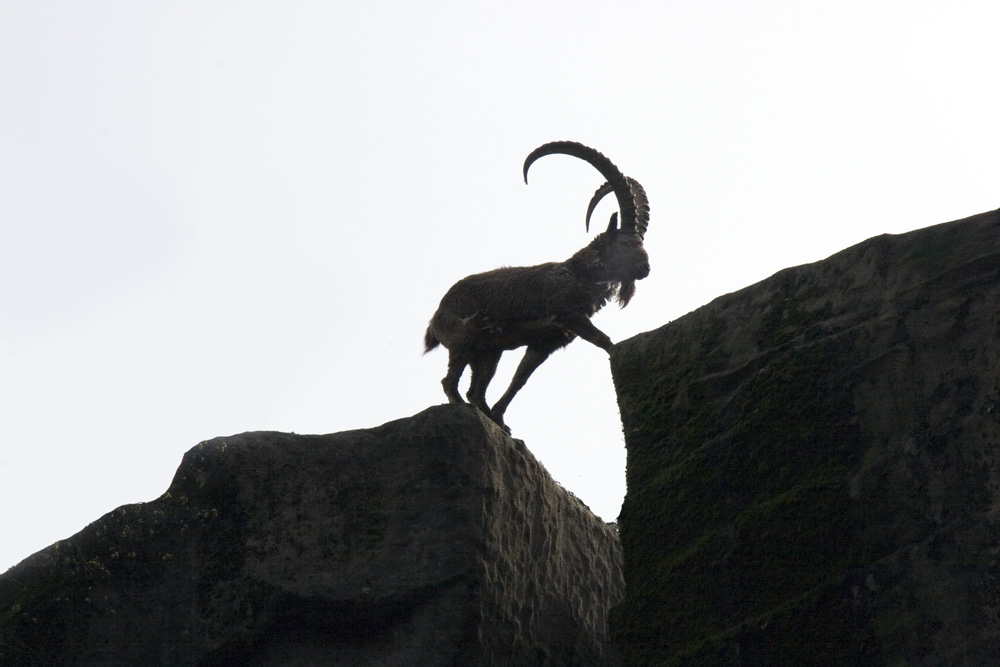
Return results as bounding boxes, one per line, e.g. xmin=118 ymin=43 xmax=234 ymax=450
xmin=609 ymin=208 xmax=1000 ymax=665
xmin=0 ymin=404 xmax=623 ymax=666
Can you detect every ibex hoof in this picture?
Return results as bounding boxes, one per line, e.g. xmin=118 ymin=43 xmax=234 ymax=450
xmin=478 ymin=406 xmax=512 ymax=435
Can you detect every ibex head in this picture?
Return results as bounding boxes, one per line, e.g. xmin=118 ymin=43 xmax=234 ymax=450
xmin=523 ymin=141 xmax=651 ymax=305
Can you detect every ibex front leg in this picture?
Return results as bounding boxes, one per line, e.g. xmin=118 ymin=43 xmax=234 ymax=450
xmin=564 ymin=315 xmax=614 ymax=352
xmin=491 ymin=341 xmax=561 ymax=433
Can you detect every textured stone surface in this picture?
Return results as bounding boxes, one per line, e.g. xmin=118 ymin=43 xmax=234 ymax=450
xmin=610 ymin=208 xmax=1000 ymax=665
xmin=0 ymin=404 xmax=623 ymax=666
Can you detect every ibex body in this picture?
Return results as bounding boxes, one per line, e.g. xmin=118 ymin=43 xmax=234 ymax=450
xmin=424 ymin=141 xmax=651 ymax=433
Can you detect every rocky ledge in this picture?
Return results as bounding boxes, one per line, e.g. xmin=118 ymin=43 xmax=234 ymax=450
xmin=0 ymin=404 xmax=623 ymax=666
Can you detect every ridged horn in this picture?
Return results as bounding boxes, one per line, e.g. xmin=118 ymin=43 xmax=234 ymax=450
xmin=628 ymin=177 xmax=650 ymax=241
xmin=523 ymin=141 xmax=642 ymax=238
xmin=585 ymin=177 xmax=650 ymax=240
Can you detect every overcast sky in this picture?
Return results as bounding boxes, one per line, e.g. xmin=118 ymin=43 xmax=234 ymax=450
xmin=2 ymin=1 xmax=998 ymax=573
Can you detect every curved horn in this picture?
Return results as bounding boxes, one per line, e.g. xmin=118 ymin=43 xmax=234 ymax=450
xmin=523 ymin=141 xmax=640 ymax=237
xmin=585 ymin=177 xmax=650 ymax=240
xmin=585 ymin=182 xmax=615 ymax=233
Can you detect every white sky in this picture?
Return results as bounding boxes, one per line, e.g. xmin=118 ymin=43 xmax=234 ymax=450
xmin=2 ymin=1 xmax=998 ymax=573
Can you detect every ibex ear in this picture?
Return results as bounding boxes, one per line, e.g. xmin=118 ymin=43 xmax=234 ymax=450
xmin=606 ymin=212 xmax=619 ymax=233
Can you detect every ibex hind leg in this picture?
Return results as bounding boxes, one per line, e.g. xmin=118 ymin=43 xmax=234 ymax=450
xmin=442 ymin=351 xmax=469 ymax=404
xmin=466 ymin=350 xmax=505 ymax=431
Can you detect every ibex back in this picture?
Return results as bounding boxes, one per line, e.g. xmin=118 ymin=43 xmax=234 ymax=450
xmin=424 ymin=141 xmax=651 ymax=433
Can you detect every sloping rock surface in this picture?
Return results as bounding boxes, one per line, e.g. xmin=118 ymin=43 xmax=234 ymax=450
xmin=0 ymin=405 xmax=623 ymax=666
xmin=610 ymin=208 xmax=1000 ymax=665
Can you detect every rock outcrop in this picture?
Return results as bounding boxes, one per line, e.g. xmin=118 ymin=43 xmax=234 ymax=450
xmin=610 ymin=208 xmax=1000 ymax=665
xmin=0 ymin=405 xmax=623 ymax=666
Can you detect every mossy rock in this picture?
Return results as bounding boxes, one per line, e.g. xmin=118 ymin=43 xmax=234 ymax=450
xmin=611 ymin=208 xmax=1000 ymax=665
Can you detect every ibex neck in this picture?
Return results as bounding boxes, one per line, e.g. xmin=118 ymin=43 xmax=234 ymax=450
xmin=566 ymin=245 xmax=613 ymax=282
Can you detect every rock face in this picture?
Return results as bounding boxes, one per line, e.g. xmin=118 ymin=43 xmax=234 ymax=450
xmin=610 ymin=208 xmax=1000 ymax=665
xmin=0 ymin=405 xmax=623 ymax=666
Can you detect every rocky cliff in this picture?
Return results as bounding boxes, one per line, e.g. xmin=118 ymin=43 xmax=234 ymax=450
xmin=0 ymin=405 xmax=623 ymax=666
xmin=610 ymin=208 xmax=1000 ymax=665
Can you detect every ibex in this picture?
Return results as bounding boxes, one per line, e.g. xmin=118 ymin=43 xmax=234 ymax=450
xmin=424 ymin=141 xmax=650 ymax=433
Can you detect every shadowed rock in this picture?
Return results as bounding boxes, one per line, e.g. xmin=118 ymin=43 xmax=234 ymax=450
xmin=610 ymin=208 xmax=1000 ymax=665
xmin=0 ymin=405 xmax=623 ymax=666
